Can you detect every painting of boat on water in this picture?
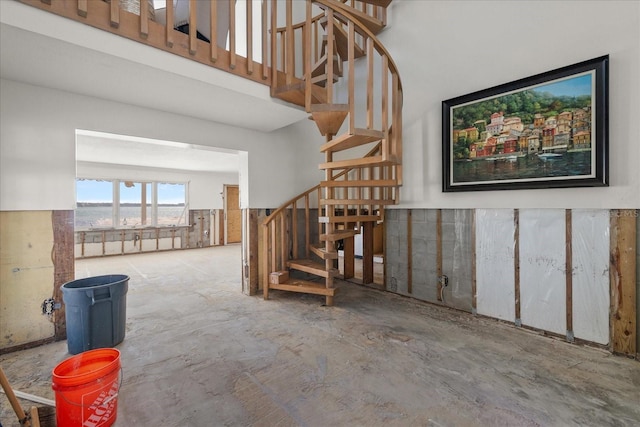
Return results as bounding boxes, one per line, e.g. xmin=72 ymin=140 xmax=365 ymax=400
xmin=442 ymin=56 xmax=608 ymax=192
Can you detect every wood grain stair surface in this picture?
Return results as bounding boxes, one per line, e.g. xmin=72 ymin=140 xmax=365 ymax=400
xmin=326 ymin=1 xmax=386 ymax=34
xmin=321 ymin=179 xmax=399 ymax=187
xmin=312 ymin=53 xmax=343 ymax=78
xmin=319 ymin=155 xmax=394 ymax=170
xmin=287 ymin=259 xmax=332 ymax=278
xmin=309 ymin=243 xmax=338 ymax=260
xmin=320 ymin=229 xmax=359 ymax=241
xmin=320 ymin=198 xmax=395 ymax=205
xmin=310 ymin=104 xmax=349 ymax=136
xmin=320 ymin=128 xmax=384 ymax=153
xmin=319 ymin=18 xmax=365 ymax=59
xmin=356 ymin=0 xmax=392 ymax=7
xmin=319 ymin=214 xmax=380 ymax=223
xmin=269 ymin=279 xmax=337 ymax=296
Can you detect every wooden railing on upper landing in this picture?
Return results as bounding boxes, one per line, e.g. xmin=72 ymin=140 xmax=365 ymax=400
xmin=18 ymin=0 xmax=271 ymax=85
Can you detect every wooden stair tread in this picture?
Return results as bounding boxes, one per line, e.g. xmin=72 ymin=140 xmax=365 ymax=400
xmin=287 ymin=259 xmax=332 ymax=278
xmin=320 ymin=198 xmax=396 ymax=205
xmin=357 ymin=0 xmax=392 ymax=7
xmin=273 ymin=82 xmax=327 ymax=107
xmin=311 ymin=74 xmax=340 ymax=88
xmin=309 ymin=243 xmax=338 ymax=260
xmin=319 ymin=215 xmax=380 ymax=223
xmin=312 ymin=53 xmax=343 ymax=78
xmin=328 ymin=2 xmax=386 ymax=35
xmin=319 ymin=18 xmax=365 ymax=59
xmin=320 ymin=179 xmax=399 ymax=187
xmin=309 ymin=104 xmax=349 ymax=136
xmin=269 ymin=279 xmax=337 ymax=296
xmin=320 ymin=229 xmax=358 ymax=241
xmin=320 ymin=128 xmax=384 ymax=153
xmin=319 ymin=155 xmax=396 ymax=170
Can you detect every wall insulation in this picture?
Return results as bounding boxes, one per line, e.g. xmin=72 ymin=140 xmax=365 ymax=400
xmin=386 ymin=208 xmax=628 ymax=349
xmin=519 ymin=209 xmax=567 ymax=336
xmin=572 ymin=209 xmax=610 ymax=344
xmin=475 ymin=209 xmax=516 ymax=322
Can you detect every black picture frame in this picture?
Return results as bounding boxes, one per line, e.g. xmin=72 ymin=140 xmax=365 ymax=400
xmin=442 ymin=55 xmax=609 ymax=192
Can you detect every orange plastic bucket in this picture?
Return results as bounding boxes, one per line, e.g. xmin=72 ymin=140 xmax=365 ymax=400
xmin=52 ymin=348 xmax=121 ymax=427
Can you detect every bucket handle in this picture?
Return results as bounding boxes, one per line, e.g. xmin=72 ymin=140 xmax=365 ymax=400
xmin=89 ymin=287 xmax=112 ymax=305
xmin=56 ymin=368 xmax=123 ymax=408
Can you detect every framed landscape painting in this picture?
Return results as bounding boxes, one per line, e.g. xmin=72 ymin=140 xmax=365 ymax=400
xmin=442 ymin=55 xmax=609 ymax=192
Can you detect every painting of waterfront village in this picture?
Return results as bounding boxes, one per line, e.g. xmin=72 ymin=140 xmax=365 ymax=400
xmin=442 ymin=56 xmax=608 ymax=191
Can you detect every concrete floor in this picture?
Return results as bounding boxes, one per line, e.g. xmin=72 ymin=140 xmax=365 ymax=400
xmin=1 ymin=245 xmax=639 ymax=426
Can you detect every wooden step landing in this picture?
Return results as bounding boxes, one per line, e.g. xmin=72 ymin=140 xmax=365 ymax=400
xmin=312 ymin=53 xmax=343 ymax=78
xmin=358 ymin=0 xmax=392 ymax=7
xmin=310 ymin=104 xmax=349 ymax=136
xmin=321 ymin=179 xmax=399 ymax=187
xmin=328 ymin=2 xmax=386 ymax=35
xmin=320 ymin=229 xmax=358 ymax=242
xmin=320 ymin=128 xmax=384 ymax=153
xmin=319 ymin=18 xmax=365 ymax=59
xmin=310 ymin=243 xmax=338 ymax=260
xmin=320 ymin=198 xmax=396 ymax=205
xmin=269 ymin=279 xmax=337 ymax=297
xmin=288 ymin=259 xmax=332 ymax=278
xmin=319 ymin=215 xmax=380 ymax=223
xmin=319 ymin=155 xmax=395 ymax=170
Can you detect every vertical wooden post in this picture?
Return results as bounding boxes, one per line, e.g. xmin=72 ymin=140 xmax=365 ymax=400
xmin=343 ymin=234 xmax=354 ymax=279
xmin=362 ymin=221 xmax=374 ymax=284
xmin=110 ymin=0 xmax=120 ymax=28
xmin=565 ymin=209 xmax=573 ymax=341
xmin=270 ymin=0 xmax=277 ymax=94
xmin=610 ymin=210 xmax=637 ymax=356
xmin=471 ymin=210 xmax=477 ymax=313
xmin=140 ymin=0 xmax=149 ymax=38
xmin=210 ymin=0 xmax=218 ymax=61
xmin=381 ymin=55 xmax=389 ymax=161
xmin=77 ymin=0 xmax=88 ymax=17
xmin=52 ymin=211 xmax=74 ymax=340
xmin=165 ymin=0 xmax=174 ymax=47
xmin=189 ymin=0 xmax=197 ymax=54
xmin=436 ymin=209 xmax=443 ymax=301
xmin=285 ymin=0 xmax=293 ymax=83
xmin=263 ymin=223 xmax=270 ymax=299
xmin=407 ymin=209 xmax=412 ymax=294
xmin=229 ymin=0 xmax=237 ymax=69
xmin=514 ymin=209 xmax=521 ymax=325
xmin=262 ymin=0 xmax=268 ymax=79
xmin=366 ymin=38 xmax=374 ymax=129
xmin=246 ymin=0 xmax=253 ymax=74
xmin=249 ymin=210 xmax=259 ymax=295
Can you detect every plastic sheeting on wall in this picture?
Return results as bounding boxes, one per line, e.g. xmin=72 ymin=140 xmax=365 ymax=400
xmin=520 ymin=209 xmax=566 ymax=336
xmin=476 ymin=209 xmax=515 ymax=322
xmin=572 ymin=209 xmax=610 ymax=344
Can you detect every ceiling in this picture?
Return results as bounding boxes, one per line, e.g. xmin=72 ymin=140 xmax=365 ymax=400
xmin=0 ymin=2 xmax=308 ymax=133
xmin=0 ymin=1 xmax=309 ymax=175
xmin=76 ymin=131 xmax=240 ymax=173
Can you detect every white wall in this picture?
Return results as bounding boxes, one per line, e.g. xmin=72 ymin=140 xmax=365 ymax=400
xmin=76 ymin=162 xmax=238 ymax=210
xmin=382 ymin=0 xmax=640 ymax=208
xmin=0 ymin=79 xmax=299 ymax=211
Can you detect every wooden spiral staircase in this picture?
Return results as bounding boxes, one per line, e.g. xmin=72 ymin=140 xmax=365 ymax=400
xmin=17 ymin=0 xmax=402 ymax=306
xmin=263 ymin=0 xmax=403 ymax=305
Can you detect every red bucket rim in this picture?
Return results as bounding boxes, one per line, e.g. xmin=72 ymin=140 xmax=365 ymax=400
xmin=52 ymin=348 xmax=120 ymax=388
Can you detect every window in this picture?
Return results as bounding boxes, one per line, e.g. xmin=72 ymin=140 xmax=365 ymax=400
xmin=75 ymin=179 xmax=187 ymax=229
xmin=119 ymin=181 xmax=153 ymax=227
xmin=76 ymin=179 xmax=114 ymax=228
xmin=157 ymin=183 xmax=187 ymax=226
